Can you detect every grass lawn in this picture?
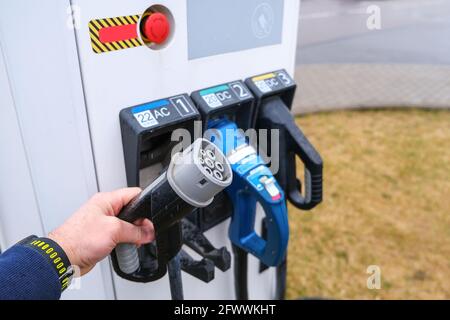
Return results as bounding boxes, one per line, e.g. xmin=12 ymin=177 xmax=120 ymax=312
xmin=287 ymin=109 xmax=450 ymax=299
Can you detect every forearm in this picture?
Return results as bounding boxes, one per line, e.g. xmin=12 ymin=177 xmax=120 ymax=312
xmin=0 ymin=188 xmax=154 ymax=300
xmin=0 ymin=236 xmax=71 ymax=300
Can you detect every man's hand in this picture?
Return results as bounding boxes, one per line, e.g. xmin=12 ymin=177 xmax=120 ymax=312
xmin=48 ymin=188 xmax=154 ymax=276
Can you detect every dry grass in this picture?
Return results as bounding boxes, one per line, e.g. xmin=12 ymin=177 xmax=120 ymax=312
xmin=286 ymin=109 xmax=450 ymax=300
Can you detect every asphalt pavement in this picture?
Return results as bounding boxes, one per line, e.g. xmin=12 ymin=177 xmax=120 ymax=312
xmin=297 ymin=0 xmax=450 ymax=65
xmin=293 ymin=0 xmax=450 ymax=113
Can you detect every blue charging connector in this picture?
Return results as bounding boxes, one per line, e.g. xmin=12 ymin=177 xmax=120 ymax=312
xmin=207 ymin=118 xmax=289 ymax=267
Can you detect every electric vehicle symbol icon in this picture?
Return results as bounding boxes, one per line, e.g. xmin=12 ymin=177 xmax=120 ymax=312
xmin=252 ymin=3 xmax=275 ymax=39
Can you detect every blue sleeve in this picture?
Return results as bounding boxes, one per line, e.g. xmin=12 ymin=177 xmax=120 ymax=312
xmin=0 ymin=245 xmax=62 ymax=300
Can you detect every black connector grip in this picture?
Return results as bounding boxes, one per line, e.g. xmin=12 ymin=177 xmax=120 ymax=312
xmin=258 ymin=96 xmax=323 ymax=210
xmin=111 ymin=173 xmax=194 ymax=282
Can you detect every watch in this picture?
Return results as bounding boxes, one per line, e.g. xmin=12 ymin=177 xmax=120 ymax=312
xmin=18 ymin=235 xmax=75 ymax=291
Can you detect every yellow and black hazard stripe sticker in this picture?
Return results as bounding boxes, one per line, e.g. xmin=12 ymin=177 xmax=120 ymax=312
xmin=88 ymin=15 xmax=144 ymax=54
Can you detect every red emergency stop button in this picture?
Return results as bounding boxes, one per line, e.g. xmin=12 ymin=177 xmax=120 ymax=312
xmin=143 ymin=12 xmax=170 ymax=44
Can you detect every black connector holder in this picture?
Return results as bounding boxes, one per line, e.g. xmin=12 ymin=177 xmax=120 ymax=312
xmin=115 ymin=94 xmax=200 ymax=282
xmin=245 ymin=70 xmax=296 ymax=127
xmin=119 ymin=94 xmax=200 ymax=187
xmin=246 ymin=70 xmax=323 ymax=210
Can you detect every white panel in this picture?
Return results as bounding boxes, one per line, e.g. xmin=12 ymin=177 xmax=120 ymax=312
xmin=0 ymin=0 xmax=112 ymax=299
xmin=0 ymin=45 xmax=44 ymax=249
xmin=0 ymin=0 xmax=98 ymax=232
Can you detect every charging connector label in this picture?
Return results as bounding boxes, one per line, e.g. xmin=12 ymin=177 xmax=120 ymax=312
xmin=131 ymin=96 xmax=196 ymax=128
xmin=247 ymin=166 xmax=282 ymax=202
xmin=200 ymin=82 xmax=251 ymax=109
xmin=251 ymin=70 xmax=293 ymax=94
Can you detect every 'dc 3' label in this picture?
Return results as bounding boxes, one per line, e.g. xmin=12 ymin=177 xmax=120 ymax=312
xmin=251 ymin=70 xmax=293 ymax=94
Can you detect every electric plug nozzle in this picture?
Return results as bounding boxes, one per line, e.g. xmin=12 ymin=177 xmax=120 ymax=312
xmin=167 ymin=138 xmax=233 ymax=208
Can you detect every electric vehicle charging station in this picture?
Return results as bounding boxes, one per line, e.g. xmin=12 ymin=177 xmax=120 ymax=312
xmin=0 ymin=0 xmax=310 ymax=299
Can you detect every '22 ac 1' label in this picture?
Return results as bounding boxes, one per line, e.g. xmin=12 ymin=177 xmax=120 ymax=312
xmin=252 ymin=71 xmax=293 ymax=94
xmin=200 ymin=82 xmax=251 ymax=109
xmin=132 ymin=96 xmax=196 ymax=128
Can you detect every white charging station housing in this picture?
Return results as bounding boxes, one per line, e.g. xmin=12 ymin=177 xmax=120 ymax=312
xmin=0 ymin=0 xmax=300 ymax=299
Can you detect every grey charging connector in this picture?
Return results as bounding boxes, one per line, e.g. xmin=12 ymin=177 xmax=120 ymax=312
xmin=114 ymin=138 xmax=232 ymax=277
xmin=167 ymin=138 xmax=232 ymax=208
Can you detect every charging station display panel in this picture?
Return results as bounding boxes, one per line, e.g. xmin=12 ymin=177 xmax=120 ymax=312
xmin=187 ymin=0 xmax=284 ymax=59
